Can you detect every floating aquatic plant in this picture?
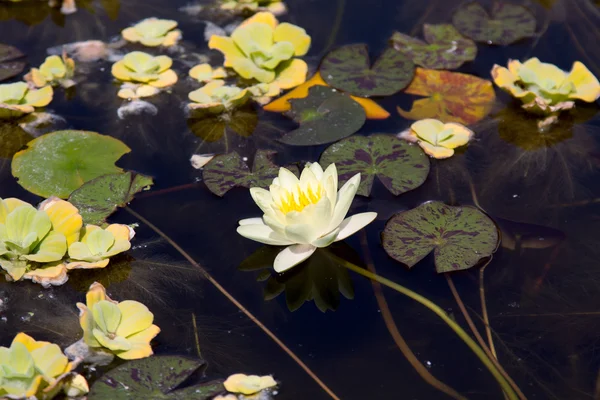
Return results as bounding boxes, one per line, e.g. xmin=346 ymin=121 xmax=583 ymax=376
xmin=236 ymin=163 xmax=377 ymax=273
xmin=67 ymin=224 xmax=133 ymax=269
xmin=25 ymin=52 xmax=75 ymax=89
xmin=111 ymin=51 xmax=178 ymax=99
xmin=189 ymin=63 xmax=227 ymax=83
xmin=209 ymin=11 xmax=310 ymax=97
xmin=188 ymin=80 xmax=250 ymax=116
xmin=121 ymin=18 xmax=182 ymax=47
xmin=398 ymin=119 xmax=474 ymax=159
xmin=0 ymin=332 xmax=88 ymax=399
xmin=491 ymin=58 xmax=600 ymax=124
xmin=220 ymin=0 xmax=286 ymax=15
xmin=0 ymin=81 xmax=53 ymax=119
xmin=223 ymin=373 xmax=277 ymax=395
xmin=76 ymin=282 xmax=160 ymax=360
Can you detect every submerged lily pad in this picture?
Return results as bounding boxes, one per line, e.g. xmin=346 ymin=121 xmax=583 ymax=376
xmin=188 ymin=106 xmax=257 ymax=143
xmin=12 ymin=130 xmax=131 ymax=198
xmin=390 ymin=24 xmax=477 ymax=70
xmin=452 ymin=2 xmax=536 ymax=46
xmin=320 ymin=44 xmax=414 ymax=97
xmin=319 ymin=134 xmax=430 ymax=197
xmin=0 ymin=123 xmax=34 ymax=158
xmin=68 ymin=254 xmax=133 ymax=293
xmin=88 ymin=355 xmax=224 ymax=400
xmin=68 ymin=172 xmax=153 ymax=224
xmin=382 ymin=201 xmax=499 ymax=273
xmin=203 ymin=150 xmax=298 ymax=196
xmin=0 ymin=44 xmax=25 ymax=82
xmin=279 ymin=86 xmax=366 ymax=146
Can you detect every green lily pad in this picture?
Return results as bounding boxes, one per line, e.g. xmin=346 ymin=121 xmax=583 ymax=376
xmin=188 ymin=106 xmax=258 ymax=143
xmin=452 ymin=1 xmax=536 ymax=46
xmin=382 ymin=201 xmax=499 ymax=273
xmin=12 ymin=130 xmax=131 ymax=198
xmin=319 ymin=134 xmax=430 ymax=197
xmin=390 ymin=24 xmax=477 ymax=70
xmin=203 ymin=150 xmax=298 ymax=196
xmin=279 ymin=86 xmax=366 ymax=146
xmin=0 ymin=123 xmax=34 ymax=158
xmin=68 ymin=172 xmax=153 ymax=225
xmin=0 ymin=44 xmax=25 ymax=82
xmin=319 ymin=44 xmax=415 ymax=97
xmin=88 ymin=355 xmax=224 ymax=400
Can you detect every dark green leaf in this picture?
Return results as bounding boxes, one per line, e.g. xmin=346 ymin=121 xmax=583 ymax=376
xmin=320 ymin=44 xmax=414 ymax=97
xmin=279 ymin=86 xmax=366 ymax=146
xmin=0 ymin=123 xmax=33 ymax=158
xmin=68 ymin=172 xmax=153 ymax=225
xmin=319 ymin=134 xmax=430 ymax=197
xmin=0 ymin=43 xmax=25 ymax=82
xmin=203 ymin=150 xmax=298 ymax=196
xmin=188 ymin=106 xmax=257 ymax=143
xmin=390 ymin=24 xmax=477 ymax=70
xmin=382 ymin=201 xmax=499 ymax=273
xmin=452 ymin=1 xmax=536 ymax=46
xmin=11 ymin=130 xmax=131 ymax=198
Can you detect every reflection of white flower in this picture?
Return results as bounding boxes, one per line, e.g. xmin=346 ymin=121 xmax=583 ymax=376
xmin=237 ymin=163 xmax=377 ymax=273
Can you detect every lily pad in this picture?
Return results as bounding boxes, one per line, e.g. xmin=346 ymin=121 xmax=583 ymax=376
xmin=88 ymin=355 xmax=224 ymax=400
xmin=382 ymin=201 xmax=499 ymax=273
xmin=188 ymin=106 xmax=258 ymax=143
xmin=0 ymin=123 xmax=34 ymax=158
xmin=279 ymin=85 xmax=366 ymax=146
xmin=12 ymin=130 xmax=131 ymax=198
xmin=68 ymin=172 xmax=153 ymax=225
xmin=452 ymin=1 xmax=536 ymax=46
xmin=0 ymin=44 xmax=25 ymax=82
xmin=398 ymin=67 xmax=495 ymax=125
xmin=319 ymin=134 xmax=430 ymax=197
xmin=319 ymin=44 xmax=414 ymax=97
xmin=390 ymin=24 xmax=477 ymax=70
xmin=203 ymin=150 xmax=298 ymax=197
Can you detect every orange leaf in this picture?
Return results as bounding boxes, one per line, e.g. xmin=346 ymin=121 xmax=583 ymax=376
xmin=398 ymin=68 xmax=496 ymax=125
xmin=263 ymin=72 xmax=390 ymax=119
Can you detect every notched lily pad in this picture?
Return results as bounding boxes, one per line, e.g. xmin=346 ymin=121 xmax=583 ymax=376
xmin=279 ymin=85 xmax=366 ymax=146
xmin=68 ymin=171 xmax=153 ymax=225
xmin=88 ymin=355 xmax=224 ymax=400
xmin=382 ymin=201 xmax=499 ymax=273
xmin=188 ymin=106 xmax=258 ymax=143
xmin=0 ymin=43 xmax=25 ymax=82
xmin=203 ymin=150 xmax=298 ymax=196
xmin=390 ymin=24 xmax=477 ymax=70
xmin=319 ymin=134 xmax=430 ymax=197
xmin=11 ymin=130 xmax=131 ymax=198
xmin=320 ymin=43 xmax=415 ymax=97
xmin=452 ymin=1 xmax=536 ymax=46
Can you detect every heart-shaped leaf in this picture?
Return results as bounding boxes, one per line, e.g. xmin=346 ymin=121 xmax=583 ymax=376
xmin=188 ymin=106 xmax=258 ymax=143
xmin=320 ymin=43 xmax=415 ymax=97
xmin=88 ymin=355 xmax=224 ymax=400
xmin=382 ymin=201 xmax=499 ymax=273
xmin=319 ymin=134 xmax=430 ymax=197
xmin=452 ymin=1 xmax=536 ymax=46
xmin=12 ymin=130 xmax=131 ymax=198
xmin=390 ymin=24 xmax=477 ymax=70
xmin=68 ymin=172 xmax=153 ymax=225
xmin=279 ymin=85 xmax=366 ymax=146
xmin=203 ymin=150 xmax=298 ymax=196
xmin=0 ymin=43 xmax=25 ymax=82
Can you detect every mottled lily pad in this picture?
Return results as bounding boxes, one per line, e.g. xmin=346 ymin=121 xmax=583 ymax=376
xmin=0 ymin=43 xmax=25 ymax=82
xmin=12 ymin=130 xmax=130 ymax=198
xmin=188 ymin=106 xmax=258 ymax=143
xmin=320 ymin=44 xmax=414 ymax=97
xmin=452 ymin=1 xmax=536 ymax=46
xmin=68 ymin=172 xmax=153 ymax=224
xmin=382 ymin=201 xmax=499 ymax=273
xmin=280 ymin=85 xmax=366 ymax=146
xmin=88 ymin=355 xmax=224 ymax=400
xmin=390 ymin=24 xmax=477 ymax=70
xmin=203 ymin=150 xmax=298 ymax=196
xmin=319 ymin=134 xmax=430 ymax=197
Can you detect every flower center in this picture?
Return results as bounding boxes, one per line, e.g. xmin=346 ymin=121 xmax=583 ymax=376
xmin=277 ymin=184 xmax=323 ymax=214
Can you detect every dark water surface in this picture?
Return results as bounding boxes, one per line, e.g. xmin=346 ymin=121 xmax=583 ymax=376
xmin=2 ymin=0 xmax=600 ymax=398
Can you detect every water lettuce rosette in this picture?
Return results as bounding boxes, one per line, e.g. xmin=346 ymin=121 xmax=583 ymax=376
xmin=111 ymin=51 xmax=178 ymax=99
xmin=121 ymin=18 xmax=182 ymax=47
xmin=188 ymin=80 xmax=251 ymax=116
xmin=399 ymin=118 xmax=474 ymax=159
xmin=26 ymin=53 xmax=75 ymax=89
xmin=0 ymin=82 xmax=53 ymax=119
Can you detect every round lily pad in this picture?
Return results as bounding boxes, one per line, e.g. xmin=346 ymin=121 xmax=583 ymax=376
xmin=203 ymin=150 xmax=298 ymax=196
xmin=188 ymin=106 xmax=258 ymax=143
xmin=320 ymin=43 xmax=414 ymax=97
xmin=390 ymin=24 xmax=477 ymax=70
xmin=452 ymin=1 xmax=536 ymax=46
xmin=12 ymin=130 xmax=131 ymax=198
xmin=280 ymin=85 xmax=366 ymax=146
xmin=382 ymin=201 xmax=499 ymax=273
xmin=0 ymin=43 xmax=25 ymax=82
xmin=319 ymin=134 xmax=430 ymax=197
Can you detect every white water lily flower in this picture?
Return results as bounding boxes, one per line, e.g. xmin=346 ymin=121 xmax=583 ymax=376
xmin=237 ymin=163 xmax=377 ymax=273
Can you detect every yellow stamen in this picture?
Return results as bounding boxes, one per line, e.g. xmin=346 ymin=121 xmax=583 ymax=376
xmin=277 ymin=184 xmax=323 ymax=214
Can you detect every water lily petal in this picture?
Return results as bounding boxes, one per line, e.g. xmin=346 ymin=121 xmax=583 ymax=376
xmin=114 ymin=324 xmax=159 ymax=360
xmin=116 ymin=300 xmax=154 ymax=338
xmin=208 ymin=36 xmax=246 ymax=68
xmin=237 ymin=224 xmax=295 ymax=245
xmin=273 ymin=22 xmax=311 ymax=56
xmin=273 ymin=244 xmax=316 ymax=273
xmin=249 ymin=187 xmax=275 ymax=215
xmin=239 ymin=217 xmax=264 ymax=226
xmin=321 ymin=163 xmax=338 ymax=207
xmin=565 ymin=61 xmax=600 ymax=102
xmin=334 ymin=212 xmax=377 ymax=241
xmin=277 ymin=166 xmax=300 ymax=192
xmin=284 ymin=223 xmax=318 ymax=244
xmin=311 ymin=227 xmax=340 ymax=247
xmin=329 ymin=173 xmax=360 ymax=231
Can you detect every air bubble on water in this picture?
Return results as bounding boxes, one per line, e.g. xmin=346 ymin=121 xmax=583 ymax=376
xmin=426 ymin=361 xmax=432 ymax=368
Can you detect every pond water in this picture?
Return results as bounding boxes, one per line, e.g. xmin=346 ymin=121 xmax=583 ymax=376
xmin=2 ymin=0 xmax=600 ymax=399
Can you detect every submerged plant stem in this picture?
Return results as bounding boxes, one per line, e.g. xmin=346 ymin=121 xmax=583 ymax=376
xmin=125 ymin=207 xmax=340 ymax=400
xmin=332 ymin=255 xmax=519 ymax=400
xmin=192 ymin=313 xmax=202 ymax=359
xmin=479 ymin=263 xmax=498 ymax=359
